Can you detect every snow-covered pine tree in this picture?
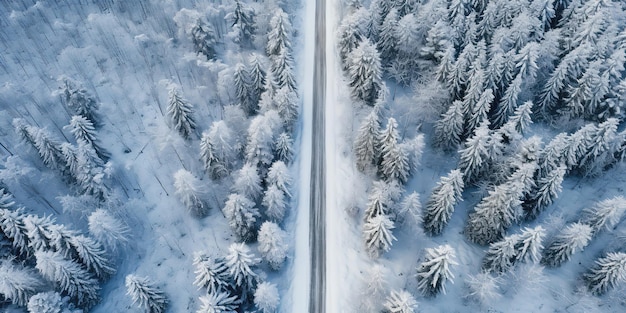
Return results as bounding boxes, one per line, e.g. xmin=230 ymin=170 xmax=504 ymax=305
xmin=201 ymin=120 xmax=237 ymax=180
xmin=363 ymin=214 xmax=397 ymax=258
xmin=125 ymin=274 xmax=168 ymax=313
xmin=248 ymin=53 xmax=266 ymax=105
xmin=27 ymin=291 xmax=65 ymax=313
xmin=465 ymin=88 xmax=493 ymax=139
xmin=257 ymin=221 xmax=288 ymax=270
xmin=361 ymin=264 xmax=388 ymax=312
xmin=191 ymin=18 xmax=217 ymax=60
xmin=46 ymin=223 xmax=77 ymax=258
xmin=579 ymin=118 xmax=619 ymax=174
xmin=23 ymin=214 xmax=54 ymax=252
xmin=193 ymin=252 xmax=231 ymax=295
xmin=416 ymin=245 xmax=458 ymax=297
xmin=348 ymin=39 xmax=383 ymax=105
xmin=458 ymin=120 xmax=491 ymax=184
xmin=465 ymin=271 xmax=502 ymax=305
xmin=267 ymin=161 xmax=292 ymax=197
xmin=482 ymin=234 xmax=518 ymax=273
xmin=0 ymin=208 xmax=29 ymax=256
xmin=504 ymin=101 xmax=534 ymax=136
xmin=541 ymin=222 xmax=592 ymax=267
xmin=379 ymin=118 xmax=410 ymax=183
xmin=582 ymin=196 xmax=626 ymax=234
xmin=69 ymin=235 xmax=116 ymax=279
xmin=59 ymin=78 xmax=100 ymax=126
xmin=271 ymin=48 xmax=297 ymax=92
xmin=584 ymin=252 xmax=626 ymax=295
xmin=523 ymin=165 xmax=566 ymax=220
xmin=364 ymin=180 xmax=402 ymax=220
xmin=274 ymin=86 xmax=299 ymax=128
xmin=513 ymin=226 xmax=545 ymax=264
xmin=390 ymin=13 xmax=420 ymax=85
xmin=338 ymin=11 xmax=364 ymax=65
xmin=530 ymin=0 xmax=555 ymax=30
xmin=35 ymin=250 xmax=100 ymax=308
xmin=434 ymin=100 xmax=464 ymax=151
xmin=225 ymin=243 xmax=260 ymax=292
xmin=222 ymin=193 xmax=260 ymax=242
xmin=254 ymin=281 xmax=279 ymax=313
xmin=88 ymin=209 xmax=130 ymax=254
xmin=266 ymin=8 xmax=291 ymax=57
xmin=75 ymin=141 xmax=110 ymax=200
xmin=376 ymin=8 xmax=399 ymax=64
xmin=227 ymin=0 xmax=256 ymax=46
xmin=421 ymin=19 xmax=452 ymax=62
xmin=174 ymin=169 xmax=209 ymax=217
xmin=60 ymin=142 xmax=79 ymax=180
xmin=273 ymin=132 xmax=294 ymax=164
xmin=398 ymin=191 xmax=421 ymax=229
xmin=354 ymin=107 xmax=382 ymax=171
xmin=14 ymin=119 xmax=66 ymax=172
xmin=245 ymin=110 xmax=281 ymax=168
xmin=0 ymin=259 xmax=42 ymax=306
xmin=233 ymin=163 xmax=262 ymax=202
xmin=465 ymin=182 xmax=522 ymax=245
xmin=0 ymin=188 xmax=15 ymax=209
xmin=198 ymin=291 xmax=240 ymax=313
xmin=262 ymin=185 xmax=286 ymax=222
xmin=67 ymin=115 xmax=108 ymax=161
xmin=494 ymin=76 xmax=522 ymax=127
xmin=423 ymin=169 xmax=464 ymax=236
xmin=383 ymin=289 xmax=418 ymax=313
xmin=233 ymin=62 xmax=255 ymax=116
xmin=167 ymin=87 xmax=196 ymax=140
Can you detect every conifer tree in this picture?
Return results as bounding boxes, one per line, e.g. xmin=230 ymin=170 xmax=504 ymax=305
xmin=274 ymin=86 xmax=299 ymax=128
xmin=262 ymin=185 xmax=287 ymax=222
xmin=494 ymin=76 xmax=522 ymax=127
xmin=0 ymin=188 xmax=15 ymax=209
xmin=35 ymin=250 xmax=100 ymax=308
xmin=423 ymin=169 xmax=464 ymax=236
xmin=523 ymin=165 xmax=566 ymax=220
xmin=68 ymin=115 xmax=108 ymax=161
xmin=233 ymin=62 xmax=254 ymax=115
xmin=541 ymin=222 xmax=592 ymax=267
xmin=271 ymin=48 xmax=297 ymax=92
xmin=505 ymin=101 xmax=534 ymax=135
xmin=348 ymin=39 xmax=383 ymax=105
xmin=75 ymin=141 xmax=109 ymax=200
xmin=416 ymin=245 xmax=458 ymax=296
xmin=248 ymin=53 xmax=266 ymax=105
xmin=338 ymin=12 xmax=364 ymax=65
xmin=245 ymin=110 xmax=281 ymax=168
xmin=434 ymin=101 xmax=464 ymax=151
xmin=125 ymin=274 xmax=168 ymax=313
xmin=59 ymin=78 xmax=100 ymax=126
xmin=585 ymin=252 xmax=626 ymax=295
xmin=458 ymin=121 xmax=491 ymax=184
xmin=233 ymin=163 xmax=263 ymax=202
xmin=70 ymin=235 xmax=116 ymax=279
xmin=88 ymin=209 xmax=130 ymax=254
xmin=465 ymin=182 xmax=521 ymax=245
xmin=14 ymin=119 xmax=66 ymax=172
xmin=383 ymin=289 xmax=418 ymax=313
xmin=465 ymin=88 xmax=493 ymax=137
xmin=273 ymin=132 xmax=294 ymax=164
xmin=193 ymin=252 xmax=230 ymax=295
xmin=191 ymin=18 xmax=217 ymax=60
xmin=0 ymin=260 xmax=42 ymax=306
xmin=225 ymin=243 xmax=259 ymax=292
xmin=421 ymin=20 xmax=452 ymax=62
xmin=198 ymin=291 xmax=240 ymax=313
xmin=363 ymin=214 xmax=396 ymax=258
xmin=0 ymin=208 xmax=29 ymax=256
xmin=227 ymin=0 xmax=256 ymax=46
xmin=201 ymin=121 xmax=236 ymax=180
xmin=222 ymin=193 xmax=260 ymax=242
xmin=513 ymin=226 xmax=545 ymax=264
xmin=376 ymin=8 xmax=399 ymax=64
xmin=364 ymin=180 xmax=402 ymax=220
xmin=380 ymin=118 xmax=410 ymax=183
xmin=23 ymin=214 xmax=53 ymax=252
xmin=582 ymin=196 xmax=626 ymax=234
xmin=254 ymin=281 xmax=280 ymax=313
xmin=482 ymin=234 xmax=518 ymax=273
xmin=266 ymin=161 xmax=292 ymax=198
xmin=266 ymin=8 xmax=291 ymax=57
xmin=398 ymin=192 xmax=422 ymax=229
xmin=167 ymin=87 xmax=196 ymax=140
xmin=174 ymin=169 xmax=209 ymax=217
xmin=257 ymin=221 xmax=288 ymax=270
xmin=354 ymin=107 xmax=382 ymax=171
xmin=27 ymin=291 xmax=65 ymax=313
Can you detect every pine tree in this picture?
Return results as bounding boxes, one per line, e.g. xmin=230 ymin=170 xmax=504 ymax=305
xmin=494 ymin=76 xmax=523 ymax=127
xmin=458 ymin=121 xmax=491 ymax=184
xmin=262 ymin=185 xmax=287 ymax=222
xmin=233 ymin=62 xmax=254 ymax=116
xmin=70 ymin=235 xmax=116 ymax=279
xmin=465 ymin=182 xmax=522 ymax=245
xmin=125 ymin=274 xmax=168 ymax=313
xmin=257 ymin=221 xmax=288 ymax=270
xmin=27 ymin=291 xmax=65 ymax=313
xmin=245 ymin=110 xmax=281 ymax=168
xmin=191 ymin=18 xmax=217 ymax=60
xmin=423 ymin=169 xmax=464 ymax=236
xmin=225 ymin=243 xmax=259 ymax=291
xmin=274 ymin=86 xmax=299 ymax=128
xmin=193 ymin=252 xmax=231 ymax=295
xmin=59 ymin=78 xmax=100 ymax=126
xmin=233 ymin=163 xmax=262 ymax=202
xmin=421 ymin=20 xmax=452 ymax=62
xmin=67 ymin=115 xmax=108 ymax=161
xmin=361 ymin=264 xmax=388 ymax=312
xmin=267 ymin=161 xmax=292 ymax=197
xmin=254 ymin=281 xmax=280 ymax=313
xmin=364 ymin=180 xmax=402 ymax=220
xmin=88 ymin=209 xmax=130 ymax=254
xmin=174 ymin=169 xmax=209 ymax=217
xmin=354 ymin=107 xmax=382 ymax=171
xmin=465 ymin=272 xmax=502 ymax=305
xmin=585 ymin=252 xmax=626 ymax=295
xmin=383 ymin=289 xmax=418 ymax=313
xmin=201 ymin=121 xmax=236 ymax=180
xmin=198 ymin=291 xmax=240 ymax=313
xmin=0 ymin=260 xmax=42 ymax=306
xmin=271 ymin=48 xmax=297 ymax=92
xmin=363 ymin=214 xmax=396 ymax=258
xmin=541 ymin=222 xmax=592 ymax=267
xmin=380 ymin=118 xmax=410 ymax=183
xmin=513 ymin=226 xmax=545 ymax=264
xmin=523 ymin=165 xmax=566 ymax=220
xmin=505 ymin=101 xmax=534 ymax=135
xmin=416 ymin=245 xmax=458 ymax=297
xmin=348 ymin=39 xmax=383 ymax=105
xmin=46 ymin=223 xmax=77 ymax=258
xmin=75 ymin=141 xmax=109 ymax=200
xmin=482 ymin=234 xmax=518 ymax=273
xmin=582 ymin=196 xmax=626 ymax=234
xmin=376 ymin=8 xmax=399 ymax=64
xmin=222 ymin=194 xmax=260 ymax=242
xmin=60 ymin=142 xmax=79 ymax=180
xmin=0 ymin=188 xmax=15 ymax=209
xmin=0 ymin=208 xmax=29 ymax=256
xmin=167 ymin=87 xmax=196 ymax=140
xmin=434 ymin=101 xmax=464 ymax=151
xmin=24 ymin=214 xmax=54 ymax=252
xmin=35 ymin=250 xmax=100 ymax=308
xmin=579 ymin=118 xmax=619 ymax=174
xmin=338 ymin=12 xmax=364 ymax=65
xmin=248 ymin=53 xmax=266 ymax=105
xmin=266 ymin=8 xmax=291 ymax=56
xmin=273 ymin=132 xmax=294 ymax=164
xmin=397 ymin=192 xmax=422 ymax=229
xmin=14 ymin=120 xmax=66 ymax=172
xmin=465 ymin=88 xmax=493 ymax=137
xmin=227 ymin=0 xmax=256 ymax=46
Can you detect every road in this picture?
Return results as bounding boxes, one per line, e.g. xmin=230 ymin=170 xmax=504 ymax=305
xmin=308 ymin=0 xmax=326 ymax=311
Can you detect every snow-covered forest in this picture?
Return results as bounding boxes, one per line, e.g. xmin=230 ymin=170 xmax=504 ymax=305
xmin=332 ymin=0 xmax=626 ymax=312
xmin=0 ymin=0 xmax=301 ymax=312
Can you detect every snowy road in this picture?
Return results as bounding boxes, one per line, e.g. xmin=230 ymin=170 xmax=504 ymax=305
xmin=309 ymin=0 xmax=326 ymax=311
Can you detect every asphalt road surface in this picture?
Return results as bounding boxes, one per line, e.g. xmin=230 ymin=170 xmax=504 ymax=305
xmin=308 ymin=0 xmax=326 ymax=311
